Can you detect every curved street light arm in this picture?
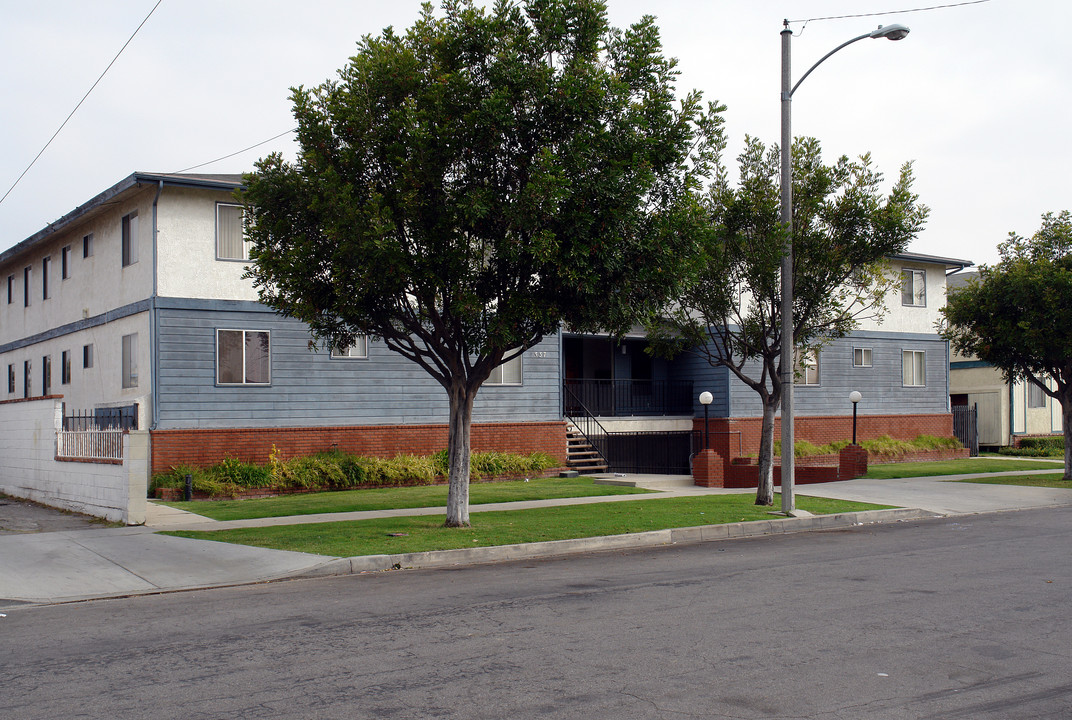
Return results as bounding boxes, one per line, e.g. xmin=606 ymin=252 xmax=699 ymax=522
xmin=787 ymin=32 xmax=871 ymax=99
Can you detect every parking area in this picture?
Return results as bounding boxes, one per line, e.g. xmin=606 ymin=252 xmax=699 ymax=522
xmin=0 ymin=495 xmax=103 ymax=535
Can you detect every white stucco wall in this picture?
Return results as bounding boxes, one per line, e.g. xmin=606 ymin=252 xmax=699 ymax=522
xmin=856 ymin=260 xmax=947 ymax=334
xmin=0 ymin=398 xmax=148 ymax=524
xmin=156 ymin=187 xmax=259 ymax=301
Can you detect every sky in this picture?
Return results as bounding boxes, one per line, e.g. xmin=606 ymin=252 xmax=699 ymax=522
xmin=1 ymin=0 xmax=1067 ymax=267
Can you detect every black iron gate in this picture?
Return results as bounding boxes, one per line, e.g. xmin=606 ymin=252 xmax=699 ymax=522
xmin=952 ymin=404 xmax=978 ymax=457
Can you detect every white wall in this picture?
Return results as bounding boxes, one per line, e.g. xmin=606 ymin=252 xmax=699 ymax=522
xmin=0 ymin=398 xmax=148 ymax=524
xmin=856 ymin=260 xmax=947 ymax=334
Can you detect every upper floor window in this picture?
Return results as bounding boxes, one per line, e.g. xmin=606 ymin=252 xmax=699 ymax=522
xmin=902 ymin=350 xmax=926 ymax=387
xmin=122 ymin=333 xmax=138 ymax=388
xmin=487 ymin=352 xmax=523 ymax=385
xmin=217 ymin=329 xmax=271 ymax=385
xmin=853 ymin=347 xmax=872 ymax=368
xmin=216 ymin=203 xmax=248 ymax=261
xmin=901 ymin=269 xmax=926 ymax=307
xmin=23 ymin=266 xmax=31 ymax=307
xmin=83 ymin=343 xmax=94 ymax=369
xmin=42 ymin=355 xmax=51 ymax=396
xmin=331 ymin=336 xmax=369 ymax=359
xmin=62 ymin=245 xmax=72 ymax=279
xmin=6 ymin=364 xmax=13 ymax=394
xmin=122 ymin=212 xmax=139 ymax=266
xmin=42 ymin=256 xmax=51 ymax=300
xmin=83 ymin=233 xmax=94 ymax=258
xmin=794 ymin=349 xmax=820 ymax=386
xmin=61 ymin=350 xmax=72 ymax=385
xmin=23 ymin=360 xmax=31 ymax=398
xmin=6 ymin=274 xmax=12 ymax=304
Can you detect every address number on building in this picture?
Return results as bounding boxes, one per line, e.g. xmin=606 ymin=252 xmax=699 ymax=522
xmin=531 ymin=351 xmax=548 ymax=358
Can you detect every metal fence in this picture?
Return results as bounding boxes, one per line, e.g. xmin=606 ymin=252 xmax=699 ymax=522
xmin=563 ymin=379 xmax=693 ymax=417
xmin=57 ymin=429 xmax=125 ymax=461
xmin=63 ymin=404 xmax=138 ymax=431
xmin=599 ymin=431 xmax=699 ymax=474
xmin=952 ymin=404 xmax=979 ymax=457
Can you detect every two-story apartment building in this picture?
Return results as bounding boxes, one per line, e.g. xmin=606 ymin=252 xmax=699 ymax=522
xmin=1 ymin=171 xmax=969 ymax=482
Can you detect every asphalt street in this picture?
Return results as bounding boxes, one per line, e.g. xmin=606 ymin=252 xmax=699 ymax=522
xmin=2 ymin=506 xmax=1069 ymax=719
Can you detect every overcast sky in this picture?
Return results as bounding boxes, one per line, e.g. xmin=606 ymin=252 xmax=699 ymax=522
xmin=1 ymin=0 xmax=1065 ymax=267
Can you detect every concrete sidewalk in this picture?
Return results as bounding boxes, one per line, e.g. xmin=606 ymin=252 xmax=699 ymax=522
xmin=2 ymin=470 xmax=1071 ymax=608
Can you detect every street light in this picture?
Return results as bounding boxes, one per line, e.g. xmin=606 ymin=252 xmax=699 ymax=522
xmin=779 ymin=21 xmax=910 ymax=516
xmin=850 ymin=390 xmax=862 ymax=445
xmin=699 ymin=391 xmax=713 ymax=450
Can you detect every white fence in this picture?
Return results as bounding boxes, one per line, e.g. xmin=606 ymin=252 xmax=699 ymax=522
xmin=57 ymin=429 xmax=126 ymax=461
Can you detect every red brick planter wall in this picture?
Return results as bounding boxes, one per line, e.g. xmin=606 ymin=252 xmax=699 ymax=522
xmin=150 ymin=421 xmax=569 ymax=473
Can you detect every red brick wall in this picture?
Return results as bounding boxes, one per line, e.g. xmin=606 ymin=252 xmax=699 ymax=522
xmin=693 ymin=413 xmax=954 ymax=458
xmin=150 ymin=421 xmax=568 ymax=473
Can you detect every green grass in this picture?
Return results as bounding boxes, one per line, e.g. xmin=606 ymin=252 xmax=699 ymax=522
xmin=155 ymin=477 xmax=652 ymax=522
xmin=861 ymin=458 xmax=1064 ymax=479
xmin=955 ymin=473 xmax=1072 ymax=489
xmin=163 ymin=494 xmax=893 ymax=557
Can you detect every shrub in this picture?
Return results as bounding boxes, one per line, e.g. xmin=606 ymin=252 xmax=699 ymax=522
xmin=209 ymin=457 xmax=272 ymax=488
xmin=999 ymin=436 xmax=1064 ymax=457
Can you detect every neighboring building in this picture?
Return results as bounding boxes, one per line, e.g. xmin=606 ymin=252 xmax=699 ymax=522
xmin=0 ymin=172 xmax=969 ymax=487
xmin=947 ymin=271 xmax=1063 ymax=448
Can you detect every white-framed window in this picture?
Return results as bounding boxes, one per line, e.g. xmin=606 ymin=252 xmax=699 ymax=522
xmin=901 ymin=269 xmax=926 ymax=307
xmin=83 ymin=343 xmax=94 ymax=369
xmin=216 ymin=203 xmax=248 ymax=261
xmin=487 ymin=352 xmax=523 ymax=385
xmin=62 ymin=245 xmax=72 ymax=279
xmin=23 ymin=266 xmax=31 ymax=307
xmin=6 ymin=274 xmax=12 ymax=304
xmin=42 ymin=355 xmax=51 ymax=396
xmin=902 ymin=350 xmax=925 ymax=387
xmin=23 ymin=359 xmax=31 ymax=398
xmin=7 ymin=364 xmax=14 ymax=394
xmin=794 ymin=349 xmax=820 ymax=386
xmin=42 ymin=256 xmax=51 ymax=299
xmin=122 ymin=212 xmax=139 ymax=266
xmin=853 ymin=347 xmax=873 ymax=368
xmin=83 ymin=233 xmax=94 ymax=258
xmin=330 ymin=336 xmax=368 ymax=359
xmin=217 ymin=329 xmax=271 ymax=385
xmin=122 ymin=333 xmax=138 ymax=388
xmin=61 ymin=350 xmax=71 ymax=385
xmin=1028 ymin=380 xmax=1047 ymax=408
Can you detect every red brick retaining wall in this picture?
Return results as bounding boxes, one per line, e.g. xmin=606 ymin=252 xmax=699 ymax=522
xmin=150 ymin=421 xmax=569 ymax=473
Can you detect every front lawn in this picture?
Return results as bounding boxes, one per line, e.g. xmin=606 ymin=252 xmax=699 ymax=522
xmin=955 ymin=474 xmax=1072 ymax=489
xmin=155 ymin=477 xmax=652 ymax=522
xmin=862 ymin=458 xmax=1064 ymax=479
xmin=163 ymin=494 xmax=893 ymax=557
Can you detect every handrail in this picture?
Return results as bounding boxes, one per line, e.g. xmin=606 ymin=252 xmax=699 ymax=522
xmin=562 ymin=383 xmax=612 ymax=469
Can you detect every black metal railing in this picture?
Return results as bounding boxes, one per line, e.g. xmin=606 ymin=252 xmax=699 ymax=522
xmin=563 ymin=379 xmax=693 ymax=417
xmin=63 ymin=404 xmax=138 ymax=431
xmin=563 ymin=384 xmax=613 ymax=468
xmin=952 ymin=404 xmax=979 ymax=456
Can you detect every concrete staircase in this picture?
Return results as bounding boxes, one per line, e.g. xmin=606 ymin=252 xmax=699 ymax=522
xmin=566 ymin=426 xmax=609 ymax=474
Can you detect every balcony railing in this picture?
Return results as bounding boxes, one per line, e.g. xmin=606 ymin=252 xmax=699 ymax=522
xmin=563 ymin=379 xmax=693 ymax=417
xmin=57 ymin=429 xmax=125 ymax=461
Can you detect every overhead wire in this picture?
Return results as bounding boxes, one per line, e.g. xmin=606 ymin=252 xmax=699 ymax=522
xmin=173 ymin=128 xmax=298 ymax=174
xmin=789 ymin=0 xmax=991 ymax=25
xmin=0 ymin=0 xmax=164 ymax=208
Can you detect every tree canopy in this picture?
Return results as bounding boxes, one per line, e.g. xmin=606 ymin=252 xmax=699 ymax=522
xmin=241 ymin=0 xmax=711 ymax=526
xmin=651 ymin=135 xmax=928 ymax=505
xmin=942 ymin=211 xmax=1072 ymax=477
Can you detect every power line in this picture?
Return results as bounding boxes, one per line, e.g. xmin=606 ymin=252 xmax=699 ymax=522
xmin=173 ymin=128 xmax=298 ymax=174
xmin=0 ymin=0 xmax=164 ymax=208
xmin=789 ymin=0 xmax=992 ymax=24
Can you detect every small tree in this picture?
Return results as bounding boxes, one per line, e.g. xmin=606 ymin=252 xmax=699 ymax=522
xmin=651 ymin=135 xmax=928 ymax=505
xmin=942 ymin=211 xmax=1072 ymax=478
xmin=242 ymin=0 xmax=709 ymax=526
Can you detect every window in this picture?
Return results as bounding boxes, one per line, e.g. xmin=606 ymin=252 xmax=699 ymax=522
xmin=216 ymin=203 xmax=248 ymax=260
xmin=23 ymin=360 xmax=31 ymax=398
xmin=61 ymin=350 xmax=71 ymax=385
xmin=122 ymin=212 xmax=139 ymax=266
xmin=1028 ymin=380 xmax=1047 ymax=408
xmin=6 ymin=274 xmax=12 ymax=304
xmin=217 ymin=330 xmax=271 ymax=385
xmin=62 ymin=245 xmax=71 ymax=279
xmin=901 ymin=269 xmax=926 ymax=307
xmin=6 ymin=364 xmax=13 ymax=394
xmin=42 ymin=355 xmax=51 ymax=396
xmin=330 ymin=336 xmax=368 ymax=359
xmin=83 ymin=343 xmax=94 ymax=369
xmin=487 ymin=352 xmax=523 ymax=385
xmin=23 ymin=266 xmax=31 ymax=306
xmin=853 ymin=347 xmax=873 ymax=368
xmin=902 ymin=350 xmax=926 ymax=387
xmin=83 ymin=233 xmax=94 ymax=258
xmin=122 ymin=333 xmax=138 ymax=388
xmin=794 ymin=349 xmax=820 ymax=386
xmin=42 ymin=256 xmax=51 ymax=299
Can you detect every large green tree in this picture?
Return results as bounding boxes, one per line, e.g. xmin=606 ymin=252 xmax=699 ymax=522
xmin=942 ymin=211 xmax=1072 ymax=478
xmin=650 ymin=135 xmax=928 ymax=505
xmin=242 ymin=0 xmax=710 ymax=526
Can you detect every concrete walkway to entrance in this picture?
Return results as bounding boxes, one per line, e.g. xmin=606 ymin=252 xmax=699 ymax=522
xmin=2 ymin=466 xmax=1070 ymax=608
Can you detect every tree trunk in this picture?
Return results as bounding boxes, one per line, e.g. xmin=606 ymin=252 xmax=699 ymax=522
xmin=445 ymin=381 xmax=477 ymax=527
xmin=755 ymin=399 xmax=777 ymax=506
xmin=1062 ymin=393 xmax=1072 ymax=483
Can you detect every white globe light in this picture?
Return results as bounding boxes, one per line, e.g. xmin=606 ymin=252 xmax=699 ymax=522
xmin=699 ymin=391 xmax=713 ymax=405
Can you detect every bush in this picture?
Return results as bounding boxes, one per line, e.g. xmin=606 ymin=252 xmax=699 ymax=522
xmin=999 ymin=436 xmax=1064 ymax=457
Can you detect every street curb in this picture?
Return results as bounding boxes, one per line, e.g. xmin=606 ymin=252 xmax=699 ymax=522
xmin=286 ymin=507 xmax=934 ymax=578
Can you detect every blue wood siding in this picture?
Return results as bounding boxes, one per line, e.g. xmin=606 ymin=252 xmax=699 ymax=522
xmin=154 ymin=300 xmax=562 ymax=429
